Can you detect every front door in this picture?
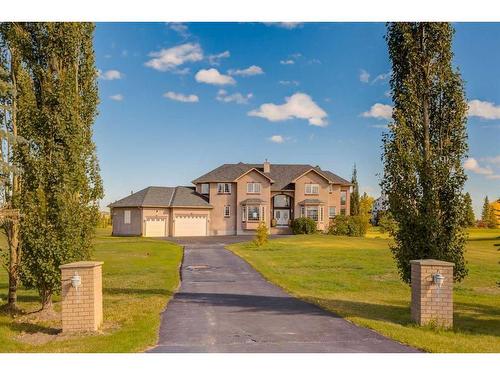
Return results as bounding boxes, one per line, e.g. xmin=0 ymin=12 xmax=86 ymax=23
xmin=274 ymin=209 xmax=290 ymax=226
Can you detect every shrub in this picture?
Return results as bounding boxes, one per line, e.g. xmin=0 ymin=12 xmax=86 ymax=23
xmin=291 ymin=217 xmax=317 ymax=234
xmin=328 ymin=215 xmax=349 ymax=235
xmin=378 ymin=211 xmax=398 ymax=234
xmin=253 ymin=221 xmax=269 ymax=246
xmin=328 ymin=215 xmax=368 ymax=237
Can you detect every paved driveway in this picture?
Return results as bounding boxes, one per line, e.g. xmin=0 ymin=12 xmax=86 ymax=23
xmin=148 ymin=236 xmax=417 ymax=352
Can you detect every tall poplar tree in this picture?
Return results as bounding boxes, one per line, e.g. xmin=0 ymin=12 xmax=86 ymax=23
xmin=14 ymin=23 xmax=103 ymax=310
xmin=481 ymin=196 xmax=490 ymax=224
xmin=382 ymin=23 xmax=469 ymax=283
xmin=350 ymin=164 xmax=360 ymax=216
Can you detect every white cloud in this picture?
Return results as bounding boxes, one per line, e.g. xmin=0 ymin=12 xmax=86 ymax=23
xmin=372 ymin=71 xmax=390 ymax=84
xmin=370 ymin=124 xmax=389 ymax=129
xmin=249 ymin=92 xmax=328 ymax=127
xmin=163 ymin=91 xmax=199 ymax=103
xmin=463 ymin=157 xmax=500 ymax=179
xmin=208 ymin=50 xmax=230 ymax=65
xmin=168 ymin=22 xmax=189 ymax=38
xmin=216 ymin=89 xmax=253 ymax=104
xmin=481 ymin=155 xmax=500 ymax=166
xmin=265 ymin=22 xmax=303 ymax=29
xmin=468 ymin=99 xmax=500 ymax=120
xmin=195 ymin=68 xmax=235 ymax=85
xmin=228 ymin=65 xmax=264 ymax=76
xmin=280 ymin=59 xmax=295 ymax=65
xmin=99 ymin=69 xmax=123 ymax=80
xmin=268 ymin=135 xmax=285 ymax=143
xmin=359 ymin=69 xmax=370 ymax=83
xmin=145 ymin=43 xmax=203 ymax=72
xmin=109 ymin=94 xmax=123 ymax=101
xmin=362 ymin=103 xmax=393 ymax=120
xmin=279 ymin=80 xmax=299 ymax=86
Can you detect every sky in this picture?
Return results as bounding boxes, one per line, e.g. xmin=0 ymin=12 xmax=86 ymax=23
xmin=93 ymin=22 xmax=500 ymax=216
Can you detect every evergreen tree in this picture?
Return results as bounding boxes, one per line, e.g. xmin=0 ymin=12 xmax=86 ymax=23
xmin=12 ymin=23 xmax=103 ymax=310
xmin=463 ymin=192 xmax=475 ymax=227
xmin=487 ymin=200 xmax=498 ymax=229
xmin=481 ymin=196 xmax=490 ymax=225
xmin=382 ymin=23 xmax=469 ymax=283
xmin=350 ymin=164 xmax=360 ymax=215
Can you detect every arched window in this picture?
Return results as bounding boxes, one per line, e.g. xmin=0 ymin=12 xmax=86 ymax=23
xmin=273 ymin=194 xmax=291 ymax=208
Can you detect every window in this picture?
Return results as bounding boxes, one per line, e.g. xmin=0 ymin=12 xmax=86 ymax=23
xmin=242 ymin=206 xmax=246 ymax=222
xmin=329 ymin=206 xmax=336 ymax=219
xmin=319 ymin=207 xmax=324 ymax=222
xmin=328 ymin=185 xmax=333 ymax=193
xmin=224 ymin=205 xmax=231 ymax=218
xmin=305 ymin=183 xmax=319 ymax=195
xmin=340 ymin=208 xmax=346 ymax=216
xmin=217 ymin=183 xmax=231 ymax=194
xmin=300 ymin=206 xmax=305 ymax=217
xmin=201 ymin=183 xmax=209 ymax=194
xmin=247 ymin=182 xmax=261 ymax=193
xmin=124 ymin=210 xmax=131 ymax=224
xmin=306 ymin=206 xmax=319 ymax=221
xmin=247 ymin=206 xmax=260 ymax=221
xmin=273 ymin=194 xmax=291 ymax=208
xmin=341 ymin=191 xmax=347 ymax=205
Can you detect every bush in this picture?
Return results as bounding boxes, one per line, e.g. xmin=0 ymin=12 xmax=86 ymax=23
xmin=378 ymin=211 xmax=398 ymax=234
xmin=328 ymin=215 xmax=368 ymax=237
xmin=253 ymin=221 xmax=269 ymax=246
xmin=291 ymin=217 xmax=317 ymax=234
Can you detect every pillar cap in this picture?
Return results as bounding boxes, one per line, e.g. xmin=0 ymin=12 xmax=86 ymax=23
xmin=60 ymin=261 xmax=103 ymax=269
xmin=410 ymin=259 xmax=454 ymax=267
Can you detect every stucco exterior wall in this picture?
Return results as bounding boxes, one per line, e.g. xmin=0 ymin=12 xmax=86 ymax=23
xmin=207 ymin=182 xmax=236 ymax=235
xmin=294 ymin=171 xmax=330 ymax=231
xmin=111 ymin=207 xmax=142 ymax=236
xmin=236 ymin=170 xmax=271 ymax=235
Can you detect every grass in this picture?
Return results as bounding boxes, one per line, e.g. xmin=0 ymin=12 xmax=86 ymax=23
xmin=0 ymin=227 xmax=183 ymax=352
xmin=227 ymin=227 xmax=500 ymax=353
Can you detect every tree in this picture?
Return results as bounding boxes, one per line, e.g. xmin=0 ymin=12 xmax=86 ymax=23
xmin=481 ymin=196 xmax=490 ymax=225
xmin=359 ymin=192 xmax=374 ymax=217
xmin=350 ymin=164 xmax=360 ymax=215
xmin=463 ymin=192 xmax=475 ymax=227
xmin=0 ymin=23 xmax=28 ymax=313
xmin=382 ymin=23 xmax=469 ymax=284
xmin=254 ymin=221 xmax=269 ymax=246
xmin=12 ymin=23 xmax=103 ymax=310
xmin=488 ymin=202 xmax=498 ymax=229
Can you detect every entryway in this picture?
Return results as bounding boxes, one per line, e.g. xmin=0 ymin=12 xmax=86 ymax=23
xmin=273 ymin=209 xmax=290 ymax=226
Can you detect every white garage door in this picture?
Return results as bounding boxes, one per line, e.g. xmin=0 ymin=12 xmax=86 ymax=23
xmin=144 ymin=217 xmax=167 ymax=237
xmin=174 ymin=215 xmax=207 ymax=237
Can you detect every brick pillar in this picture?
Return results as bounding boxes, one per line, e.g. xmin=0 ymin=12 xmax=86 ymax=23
xmin=410 ymin=259 xmax=454 ymax=328
xmin=60 ymin=261 xmax=103 ymax=333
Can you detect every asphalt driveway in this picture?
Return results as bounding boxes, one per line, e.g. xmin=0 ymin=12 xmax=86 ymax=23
xmin=148 ymin=236 xmax=418 ymax=352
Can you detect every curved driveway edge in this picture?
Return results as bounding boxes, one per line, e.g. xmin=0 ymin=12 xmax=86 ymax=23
xmin=148 ymin=236 xmax=418 ymax=353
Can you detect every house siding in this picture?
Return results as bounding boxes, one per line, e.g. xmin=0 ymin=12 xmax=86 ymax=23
xmin=236 ymin=170 xmax=271 ymax=235
xmin=208 ymin=182 xmax=236 ymax=235
xmin=111 ymin=207 xmax=142 ymax=236
xmin=294 ymin=171 xmax=330 ymax=231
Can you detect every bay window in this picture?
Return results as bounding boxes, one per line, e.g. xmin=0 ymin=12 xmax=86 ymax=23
xmin=306 ymin=207 xmax=318 ymax=221
xmin=247 ymin=206 xmax=260 ymax=221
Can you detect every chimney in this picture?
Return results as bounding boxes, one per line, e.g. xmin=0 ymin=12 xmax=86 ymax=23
xmin=263 ymin=159 xmax=271 ymax=173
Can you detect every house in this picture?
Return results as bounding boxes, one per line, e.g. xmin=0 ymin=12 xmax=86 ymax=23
xmin=109 ymin=161 xmax=352 ymax=237
xmin=371 ymin=194 xmax=388 ymax=224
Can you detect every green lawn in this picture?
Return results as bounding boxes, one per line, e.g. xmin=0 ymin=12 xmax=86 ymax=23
xmin=228 ymin=228 xmax=500 ymax=353
xmin=0 ymin=228 xmax=183 ymax=352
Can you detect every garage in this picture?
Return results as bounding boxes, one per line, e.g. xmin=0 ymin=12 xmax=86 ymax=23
xmin=144 ymin=217 xmax=168 ymax=237
xmin=174 ymin=215 xmax=207 ymax=237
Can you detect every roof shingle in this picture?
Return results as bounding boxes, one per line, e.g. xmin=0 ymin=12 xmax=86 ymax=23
xmin=109 ymin=186 xmax=210 ymax=208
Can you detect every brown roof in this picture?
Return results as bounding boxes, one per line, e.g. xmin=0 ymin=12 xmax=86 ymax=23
xmin=192 ymin=162 xmax=351 ymax=190
xmin=109 ymin=186 xmax=211 ymax=208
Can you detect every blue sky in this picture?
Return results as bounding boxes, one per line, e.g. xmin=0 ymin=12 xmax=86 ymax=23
xmin=94 ymin=22 xmax=500 ymax=215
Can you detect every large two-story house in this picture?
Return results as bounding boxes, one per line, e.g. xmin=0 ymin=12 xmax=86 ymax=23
xmin=109 ymin=161 xmax=352 ymax=237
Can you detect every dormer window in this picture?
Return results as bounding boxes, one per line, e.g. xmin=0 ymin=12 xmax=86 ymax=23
xmin=217 ymin=183 xmax=231 ymax=194
xmin=200 ymin=183 xmax=209 ymax=194
xmin=247 ymin=182 xmax=261 ymax=194
xmin=305 ymin=183 xmax=319 ymax=195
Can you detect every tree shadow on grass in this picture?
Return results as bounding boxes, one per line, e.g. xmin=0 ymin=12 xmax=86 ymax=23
xmin=7 ymin=321 xmax=61 ymax=336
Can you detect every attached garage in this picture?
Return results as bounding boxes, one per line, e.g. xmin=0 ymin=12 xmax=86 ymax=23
xmin=174 ymin=215 xmax=207 ymax=237
xmin=144 ymin=217 xmax=168 ymax=237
